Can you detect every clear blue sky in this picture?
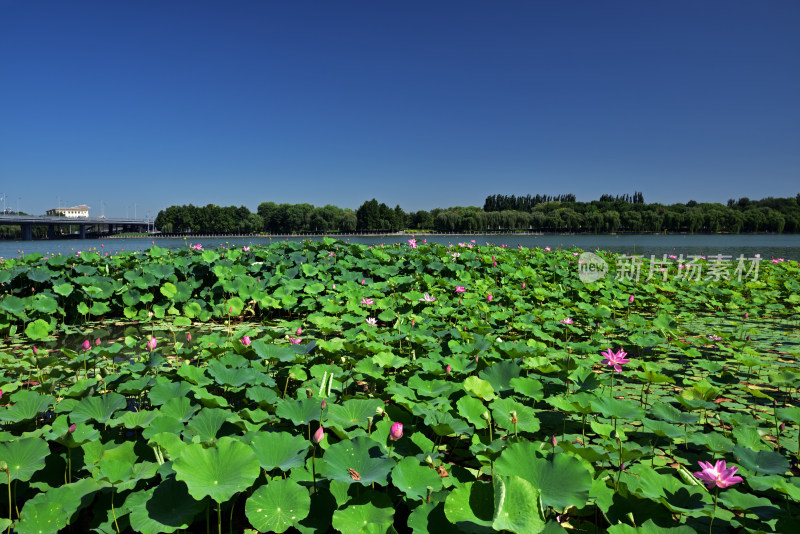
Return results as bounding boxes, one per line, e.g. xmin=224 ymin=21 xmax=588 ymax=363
xmin=1 ymin=1 xmax=798 ymax=218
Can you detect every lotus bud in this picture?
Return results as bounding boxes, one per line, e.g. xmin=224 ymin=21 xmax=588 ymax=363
xmin=522 ymin=282 xmax=526 ymax=289
xmin=147 ymin=337 xmax=157 ymax=351
xmin=551 ymin=435 xmax=557 ymax=447
xmin=375 ymin=407 xmax=384 ymax=416
xmin=68 ymin=423 xmax=77 ymax=433
xmin=95 ymin=337 xmax=101 ymax=346
xmin=389 ymin=422 xmax=403 ymax=441
xmin=82 ymin=339 xmax=91 ymax=351
xmin=487 ymin=294 xmax=492 ymax=302
xmin=745 ymin=312 xmax=748 ymax=319
xmin=321 ymin=399 xmax=326 ymax=410
xmin=629 ymin=294 xmax=634 ymax=304
xmin=312 ymin=426 xmax=325 ymax=444
xmin=32 ymin=346 xmax=38 ymax=356
xmin=187 ymin=332 xmax=192 ymax=342
xmin=780 ymin=423 xmax=786 ymax=432
xmin=240 ymin=335 xmax=251 ymax=347
xmin=445 ymin=364 xmax=452 ymax=374
xmin=296 ymin=327 xmax=302 ymax=336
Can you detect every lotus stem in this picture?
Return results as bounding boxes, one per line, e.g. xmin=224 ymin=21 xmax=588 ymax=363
xmin=111 ymin=488 xmax=120 ymax=534
xmin=6 ymin=468 xmax=11 ymax=532
xmin=218 ymin=501 xmax=222 ymax=534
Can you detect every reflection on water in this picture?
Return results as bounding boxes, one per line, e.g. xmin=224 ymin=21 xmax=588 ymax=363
xmin=1 ymin=233 xmax=800 ymax=260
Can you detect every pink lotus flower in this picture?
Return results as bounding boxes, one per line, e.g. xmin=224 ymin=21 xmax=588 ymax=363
xmin=600 ymin=348 xmax=629 ymax=372
xmin=628 ymin=294 xmax=634 ymax=304
xmin=241 ymin=335 xmax=251 ymax=346
xmin=420 ymin=293 xmax=436 ymax=303
xmin=32 ymin=346 xmax=38 ymax=356
xmin=361 ymin=298 xmax=374 ymax=306
xmin=445 ymin=364 xmax=452 ymax=374
xmin=487 ymin=294 xmax=493 ymax=302
xmin=361 ymin=279 xmax=366 ymax=285
xmin=693 ymin=460 xmax=743 ymax=490
xmin=187 ymin=333 xmax=192 ymax=342
xmin=408 ymin=238 xmax=417 ymax=249
xmin=95 ymin=337 xmax=101 ymax=346
xmin=296 ymin=327 xmax=302 ymax=336
xmin=68 ymin=423 xmax=77 ymax=433
xmin=389 ymin=422 xmax=403 ymax=441
xmin=147 ymin=337 xmax=157 ymax=351
xmin=454 ymin=286 xmax=466 ymax=294
xmin=522 ymin=282 xmax=526 ymax=289
xmin=290 ymin=337 xmax=302 ymax=344
xmin=82 ymin=339 xmax=91 ymax=351
xmin=312 ymin=426 xmax=325 ymax=444
xmin=560 ymin=318 xmax=573 ymax=325
xmin=366 ymin=317 xmax=377 ymax=326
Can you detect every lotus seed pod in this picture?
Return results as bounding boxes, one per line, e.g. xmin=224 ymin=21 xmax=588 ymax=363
xmin=375 ymin=407 xmax=384 ymax=416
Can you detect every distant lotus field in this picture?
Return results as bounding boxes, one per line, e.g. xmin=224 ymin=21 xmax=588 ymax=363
xmin=1 ymin=238 xmax=799 ymax=533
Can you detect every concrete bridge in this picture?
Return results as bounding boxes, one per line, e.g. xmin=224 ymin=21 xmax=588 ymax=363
xmin=0 ymin=215 xmax=154 ymax=240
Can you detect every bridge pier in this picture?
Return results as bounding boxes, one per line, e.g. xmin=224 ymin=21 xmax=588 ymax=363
xmin=21 ymin=223 xmax=33 ymax=241
xmin=47 ymin=224 xmax=55 ymax=239
xmin=79 ymin=224 xmax=86 ymax=239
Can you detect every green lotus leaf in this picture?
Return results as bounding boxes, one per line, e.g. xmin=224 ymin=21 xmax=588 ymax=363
xmin=495 ymin=441 xmax=592 ymax=511
xmin=173 ymin=436 xmax=260 ymax=503
xmin=443 ymin=481 xmax=494 ymax=533
xmin=0 ymin=437 xmax=49 ymax=483
xmin=464 ymin=376 xmax=496 ymax=401
xmin=331 ymin=491 xmax=395 ymax=534
xmin=249 ymin=431 xmax=310 ymax=472
xmin=126 ymin=477 xmax=205 ymax=534
xmin=326 ymin=399 xmax=384 ymax=430
xmin=391 ymin=457 xmax=444 ymax=501
xmin=590 ymin=396 xmax=645 ymax=421
xmin=732 ymin=446 xmax=789 ymax=475
xmin=478 ymin=360 xmax=521 ymax=394
xmin=456 ymin=396 xmax=489 ymax=429
xmin=141 ymin=415 xmax=185 ymax=439
xmin=275 ymin=397 xmax=322 ymax=426
xmin=186 ymin=408 xmax=231 ymax=442
xmin=508 ymin=376 xmax=544 ymax=401
xmin=492 ymin=475 xmax=546 ymax=534
xmin=251 ymin=340 xmax=298 ymax=362
xmin=149 ymin=380 xmax=195 ymax=406
xmin=0 ymin=391 xmax=55 ymax=423
xmin=33 ymin=295 xmax=58 ymax=315
xmin=14 ymin=500 xmax=64 ymax=534
xmin=717 ymin=488 xmax=781 ymax=519
xmin=322 ymin=436 xmax=394 ymax=486
xmin=70 ymin=392 xmax=126 ymax=424
xmin=160 ymin=282 xmax=177 ymax=299
xmin=490 ymin=398 xmax=540 ymax=434
xmin=160 ymin=397 xmax=200 ymax=422
xmin=245 ymin=479 xmax=311 ymax=533
xmin=606 ymin=519 xmax=696 ymax=534
xmin=53 ymin=282 xmax=74 ymax=296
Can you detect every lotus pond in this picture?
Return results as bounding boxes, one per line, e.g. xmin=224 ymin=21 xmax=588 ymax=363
xmin=0 ymin=239 xmax=799 ymax=533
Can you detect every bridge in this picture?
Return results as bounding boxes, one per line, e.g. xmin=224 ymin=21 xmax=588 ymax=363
xmin=0 ymin=215 xmax=154 ymax=241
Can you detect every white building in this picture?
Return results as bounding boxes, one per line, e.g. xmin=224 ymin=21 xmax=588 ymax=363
xmin=46 ymin=205 xmax=90 ymax=218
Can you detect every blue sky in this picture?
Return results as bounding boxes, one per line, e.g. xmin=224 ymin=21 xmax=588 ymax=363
xmin=1 ymin=1 xmax=798 ymax=218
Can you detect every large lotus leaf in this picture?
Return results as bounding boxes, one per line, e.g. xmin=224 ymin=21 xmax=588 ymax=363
xmin=24 ymin=318 xmax=52 ymax=340
xmin=492 ymin=475 xmax=546 ymax=534
xmin=251 ymin=340 xmax=297 ymax=362
xmin=508 ymin=376 xmax=544 ymax=401
xmin=70 ymin=392 xmax=126 ymax=424
xmin=490 ymin=398 xmax=540 ymax=434
xmin=14 ymin=500 xmax=64 ymax=534
xmin=249 ymin=431 xmax=310 ymax=472
xmin=20 ymin=478 xmax=100 ymax=533
xmin=322 ymin=437 xmax=394 ymax=486
xmin=275 ymin=397 xmax=322 ymax=426
xmin=126 ymin=477 xmax=205 ymax=534
xmin=606 ymin=519 xmax=696 ymax=534
xmin=53 ymin=282 xmax=74 ymax=296
xmin=246 ymin=385 xmax=279 ymax=406
xmin=717 ymin=488 xmax=781 ymax=519
xmin=331 ymin=491 xmax=395 ymax=534
xmin=245 ymin=479 xmax=311 ymax=533
xmin=160 ymin=397 xmax=200 ymax=422
xmin=649 ymin=403 xmax=698 ymax=425
xmin=173 ymin=436 xmax=260 ymax=503
xmin=495 ymin=441 xmax=592 ymax=511
xmin=409 ymin=375 xmax=461 ymax=399
xmin=478 ymin=360 xmax=521 ymax=394
xmin=732 ymin=446 xmax=789 ymax=475
xmin=464 ymin=376 xmax=496 ymax=401
xmin=390 ymin=457 xmax=444 ymax=501
xmin=590 ymin=396 xmax=644 ymax=421
xmin=141 ymin=415 xmax=185 ymax=440
xmin=118 ymin=409 xmax=159 ymax=430
xmin=326 ymin=399 xmax=384 ymax=430
xmin=186 ymin=408 xmax=231 ymax=443
xmin=443 ymin=481 xmax=494 ymax=533
xmin=0 ymin=437 xmax=49 ymax=482
xmin=0 ymin=391 xmax=55 ymax=423
xmin=177 ymin=365 xmax=214 ymax=387
xmin=456 ymin=396 xmax=489 ymax=429
xmin=149 ymin=381 xmax=195 ymax=406
xmin=689 ymin=431 xmax=734 ymax=454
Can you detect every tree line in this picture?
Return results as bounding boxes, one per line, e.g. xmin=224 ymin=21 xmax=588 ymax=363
xmin=153 ymin=194 xmax=800 ymax=235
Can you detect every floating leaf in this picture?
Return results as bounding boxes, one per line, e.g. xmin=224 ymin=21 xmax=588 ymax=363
xmin=245 ymin=479 xmax=311 ymax=533
xmin=173 ymin=436 xmax=260 ymax=503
